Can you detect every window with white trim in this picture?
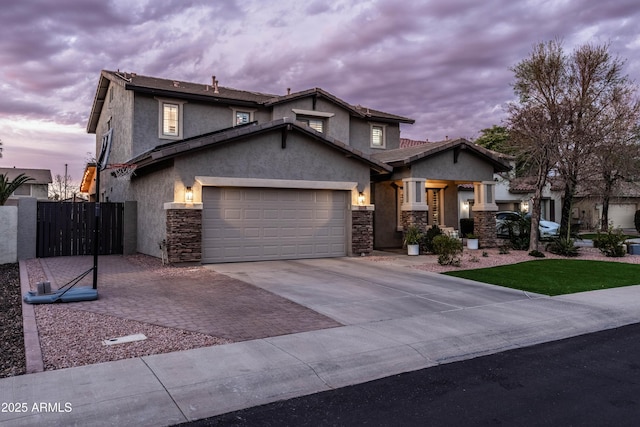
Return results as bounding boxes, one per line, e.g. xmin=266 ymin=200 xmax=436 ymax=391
xmin=292 ymin=109 xmax=334 ymax=134
xmin=231 ymin=107 xmax=256 ymax=126
xmin=163 ymin=104 xmax=179 ymax=136
xmin=371 ymin=124 xmax=386 ymax=148
xmin=157 ymin=98 xmax=186 ymax=139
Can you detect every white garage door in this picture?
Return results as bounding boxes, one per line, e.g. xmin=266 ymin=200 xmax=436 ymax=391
xmin=202 ymin=187 xmax=347 ymax=263
xmin=608 ymin=204 xmax=637 ymax=229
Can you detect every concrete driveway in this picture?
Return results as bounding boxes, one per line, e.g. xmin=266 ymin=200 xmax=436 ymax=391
xmin=210 ymin=257 xmax=540 ymax=326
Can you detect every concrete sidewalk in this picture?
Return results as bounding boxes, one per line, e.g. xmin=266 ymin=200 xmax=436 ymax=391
xmin=3 ymin=259 xmax=640 ymax=426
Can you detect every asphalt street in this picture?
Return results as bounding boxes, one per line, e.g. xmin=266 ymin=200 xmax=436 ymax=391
xmin=181 ymin=322 xmax=640 ymax=426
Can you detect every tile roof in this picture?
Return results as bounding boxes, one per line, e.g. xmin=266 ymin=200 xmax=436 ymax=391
xmin=509 ymin=176 xmax=565 ymax=193
xmin=399 ymin=138 xmax=429 ymax=148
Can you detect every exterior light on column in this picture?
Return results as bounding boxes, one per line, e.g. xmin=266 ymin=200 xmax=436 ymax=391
xmin=521 ymin=200 xmax=529 ymax=212
xmin=185 ymin=186 xmax=193 ymax=203
xmin=358 ymin=192 xmax=365 ymax=205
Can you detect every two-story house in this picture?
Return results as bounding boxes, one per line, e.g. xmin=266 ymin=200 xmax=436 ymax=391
xmin=0 ymin=167 xmax=52 ymax=205
xmin=83 ymin=70 xmax=509 ymax=263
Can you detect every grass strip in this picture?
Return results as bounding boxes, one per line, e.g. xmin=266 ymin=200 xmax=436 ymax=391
xmin=443 ymin=259 xmax=640 ymax=296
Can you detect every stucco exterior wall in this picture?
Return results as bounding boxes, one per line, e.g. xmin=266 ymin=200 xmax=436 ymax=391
xmin=130 ymin=167 xmax=175 ymax=258
xmin=0 ymin=206 xmax=18 ymax=264
xmin=173 ymin=131 xmax=372 ymax=194
xmin=349 ymin=119 xmax=401 ymax=155
xmin=271 ymin=97 xmax=351 ymax=144
xmin=410 ymin=150 xmax=494 ymax=181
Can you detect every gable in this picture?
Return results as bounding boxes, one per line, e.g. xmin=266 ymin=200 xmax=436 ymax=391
xmin=131 ymin=118 xmax=391 ymax=176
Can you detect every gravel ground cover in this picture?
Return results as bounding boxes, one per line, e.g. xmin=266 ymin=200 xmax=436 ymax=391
xmin=366 ymin=246 xmax=640 ymax=273
xmin=0 ymin=263 xmax=25 ymax=378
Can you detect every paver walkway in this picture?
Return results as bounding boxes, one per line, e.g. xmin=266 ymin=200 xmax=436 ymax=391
xmin=38 ymin=255 xmax=341 ymax=341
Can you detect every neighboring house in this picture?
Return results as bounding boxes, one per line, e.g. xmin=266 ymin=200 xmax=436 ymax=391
xmin=83 ymin=70 xmax=510 ymax=263
xmin=573 ymin=180 xmax=640 ymax=230
xmin=0 ymin=167 xmax=52 ymax=205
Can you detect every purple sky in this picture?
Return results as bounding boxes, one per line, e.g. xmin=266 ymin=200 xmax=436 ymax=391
xmin=1 ymin=0 xmax=639 ymax=183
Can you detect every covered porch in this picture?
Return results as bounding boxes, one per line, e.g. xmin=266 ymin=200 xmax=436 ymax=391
xmin=371 ymin=138 xmax=511 ymax=249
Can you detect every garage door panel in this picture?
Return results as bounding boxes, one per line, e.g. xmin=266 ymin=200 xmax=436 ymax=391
xmin=202 ymin=187 xmax=348 ymax=263
xmin=608 ymin=204 xmax=636 ymax=229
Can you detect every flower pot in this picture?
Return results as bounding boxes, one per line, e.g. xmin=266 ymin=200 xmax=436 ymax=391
xmin=467 ymin=238 xmax=479 ymax=250
xmin=407 ymin=244 xmax=420 ymax=256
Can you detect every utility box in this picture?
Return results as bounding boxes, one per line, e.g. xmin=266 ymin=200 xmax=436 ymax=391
xmin=628 ymin=244 xmax=640 ymax=255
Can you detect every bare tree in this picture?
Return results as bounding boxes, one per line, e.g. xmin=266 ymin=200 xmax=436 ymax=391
xmin=48 ymin=173 xmax=79 ymax=201
xmin=507 ymin=40 xmax=569 ymax=251
xmin=592 ymin=88 xmax=640 ymax=230
xmin=507 ymin=40 xmax=639 ymax=246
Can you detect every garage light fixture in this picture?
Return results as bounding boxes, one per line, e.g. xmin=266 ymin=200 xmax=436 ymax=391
xmin=185 ymin=186 xmax=193 ymax=203
xmin=358 ymin=192 xmax=365 ymax=205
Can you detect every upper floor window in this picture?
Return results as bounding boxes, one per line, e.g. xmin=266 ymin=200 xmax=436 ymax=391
xmin=231 ymin=107 xmax=256 ymax=126
xmin=371 ymin=124 xmax=386 ymax=148
xmin=291 ymin=109 xmax=334 ymax=134
xmin=163 ymin=104 xmax=179 ymax=135
xmin=298 ymin=117 xmax=324 ymax=133
xmin=157 ymin=98 xmax=186 ymax=139
xmin=12 ymin=185 xmax=31 ymax=196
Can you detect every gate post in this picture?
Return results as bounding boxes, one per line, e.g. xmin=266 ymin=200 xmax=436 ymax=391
xmin=18 ymin=198 xmax=37 ymax=260
xmin=123 ymin=201 xmax=137 ymax=255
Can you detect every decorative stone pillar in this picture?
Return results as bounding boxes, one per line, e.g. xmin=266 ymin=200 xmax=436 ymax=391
xmin=471 ymin=181 xmax=498 ymax=247
xmin=401 ymin=178 xmax=429 ymax=232
xmin=164 ymin=202 xmax=202 ymax=263
xmin=352 ymin=205 xmax=374 ymax=256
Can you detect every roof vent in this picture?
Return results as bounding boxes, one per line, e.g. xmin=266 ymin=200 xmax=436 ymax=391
xmin=214 ymin=79 xmax=219 ymax=94
xmin=173 ymin=81 xmax=180 ymax=87
xmin=287 ymin=87 xmax=291 ymax=95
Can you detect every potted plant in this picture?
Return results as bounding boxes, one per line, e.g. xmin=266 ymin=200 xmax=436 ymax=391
xmin=466 ymin=233 xmax=479 ymax=250
xmin=403 ymin=225 xmax=424 ymax=256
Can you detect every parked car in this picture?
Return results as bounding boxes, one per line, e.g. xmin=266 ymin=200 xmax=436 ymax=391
xmin=496 ymin=211 xmax=560 ymax=239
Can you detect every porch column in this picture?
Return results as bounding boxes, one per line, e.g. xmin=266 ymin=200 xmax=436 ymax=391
xmin=164 ymin=202 xmax=203 ymax=263
xmin=401 ymin=178 xmax=429 ymax=232
xmin=352 ymin=205 xmax=374 ymax=256
xmin=471 ymin=181 xmax=498 ymax=247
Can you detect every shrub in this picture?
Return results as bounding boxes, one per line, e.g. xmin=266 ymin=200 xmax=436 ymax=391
xmin=593 ymin=228 xmax=627 ymax=257
xmin=528 ymin=250 xmax=545 ymax=258
xmin=499 ymin=244 xmax=511 ymax=254
xmin=460 ymin=218 xmax=474 ymax=237
xmin=502 ymin=214 xmax=531 ymax=250
xmin=423 ymin=225 xmax=443 ymax=253
xmin=546 ymin=237 xmax=580 ymax=257
xmin=403 ymin=225 xmax=424 ymax=247
xmin=635 ymin=210 xmax=640 ymax=233
xmin=432 ymin=234 xmax=463 ymax=266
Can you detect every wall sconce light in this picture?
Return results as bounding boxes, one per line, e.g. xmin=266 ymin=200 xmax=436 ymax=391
xmin=463 ymin=201 xmax=469 ymax=210
xmin=358 ymin=192 xmax=365 ymax=205
xmin=185 ymin=186 xmax=193 ymax=203
xmin=521 ymin=201 xmax=529 ymax=212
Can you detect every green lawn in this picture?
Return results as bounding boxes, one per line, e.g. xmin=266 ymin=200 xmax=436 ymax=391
xmin=443 ymin=259 xmax=640 ymax=296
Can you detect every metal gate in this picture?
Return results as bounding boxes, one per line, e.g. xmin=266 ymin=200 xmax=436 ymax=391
xmin=37 ymin=202 xmax=124 ymax=257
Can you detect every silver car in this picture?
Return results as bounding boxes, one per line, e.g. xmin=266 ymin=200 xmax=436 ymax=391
xmin=496 ymin=211 xmax=560 ymax=239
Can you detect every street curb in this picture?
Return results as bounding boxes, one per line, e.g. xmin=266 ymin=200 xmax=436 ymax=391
xmin=19 ymin=259 xmax=44 ymax=374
